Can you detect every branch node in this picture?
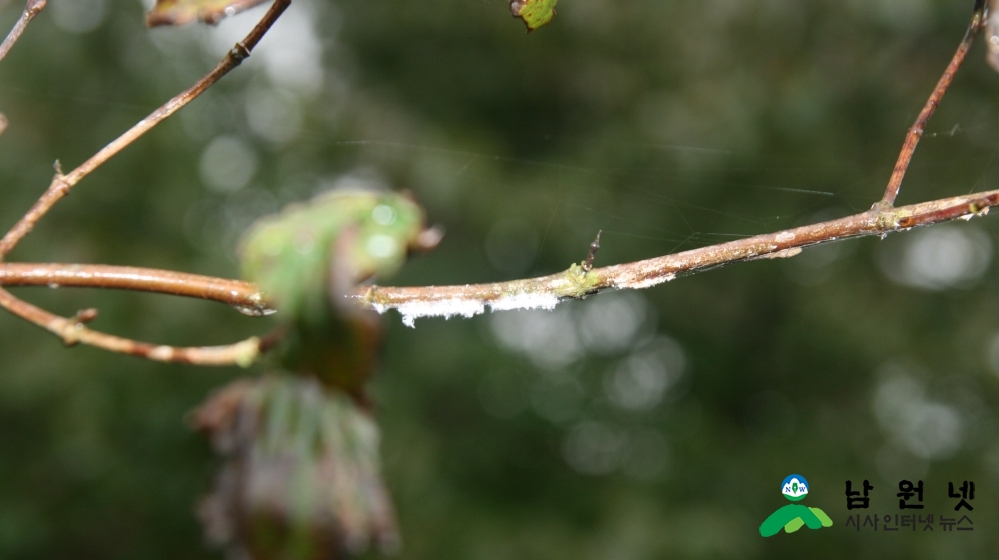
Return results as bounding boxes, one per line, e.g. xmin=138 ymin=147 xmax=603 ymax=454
xmin=56 ymin=318 xmax=82 ymax=347
xmin=871 ymin=199 xmax=893 ymax=212
xmin=563 ymin=262 xmax=602 ymax=296
xmin=72 ymin=307 xmax=99 ymax=324
xmin=229 ymin=41 xmax=250 ymax=64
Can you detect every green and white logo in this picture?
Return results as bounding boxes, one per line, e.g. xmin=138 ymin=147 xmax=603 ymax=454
xmin=759 ymin=474 xmax=833 ymax=537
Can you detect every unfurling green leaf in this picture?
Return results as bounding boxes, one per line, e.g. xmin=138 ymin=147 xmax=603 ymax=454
xmin=145 ymin=0 xmax=268 ymax=27
xmin=239 ymin=189 xmax=434 ymax=397
xmin=240 ymin=189 xmax=428 ymax=320
xmin=510 ymin=0 xmax=558 ymax=32
xmin=193 ymin=375 xmax=400 ymax=559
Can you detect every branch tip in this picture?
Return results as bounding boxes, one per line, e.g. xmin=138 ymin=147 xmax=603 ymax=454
xmin=72 ymin=308 xmax=99 ymax=324
xmin=229 ymin=42 xmax=250 ymax=63
xmin=582 ymin=230 xmax=602 ymax=272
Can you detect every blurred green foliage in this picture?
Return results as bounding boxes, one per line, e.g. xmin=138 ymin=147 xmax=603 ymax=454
xmin=510 ymin=0 xmax=559 ymax=32
xmin=193 ymin=375 xmax=400 ymax=558
xmin=1 ymin=0 xmax=999 ymax=559
xmin=240 ymin=190 xmax=426 ymax=319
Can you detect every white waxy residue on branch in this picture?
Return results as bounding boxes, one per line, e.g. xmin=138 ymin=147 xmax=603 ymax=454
xmin=370 ymin=291 xmax=560 ymax=327
xmin=487 ymin=292 xmax=560 ymax=312
xmin=394 ymin=299 xmax=483 ymax=327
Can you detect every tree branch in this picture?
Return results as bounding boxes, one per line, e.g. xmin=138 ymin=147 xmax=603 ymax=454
xmin=360 ymin=0 xmax=997 ymax=326
xmin=880 ymin=2 xmax=986 ymax=207
xmin=0 ymin=0 xmax=45 ymax=64
xmin=0 ymin=286 xmax=261 ymax=365
xmin=358 ymin=190 xmax=995 ymax=326
xmin=0 ymin=263 xmax=271 ymax=314
xmin=0 ymin=0 xmax=292 ymax=259
xmin=2 ymin=189 xmax=996 ymax=333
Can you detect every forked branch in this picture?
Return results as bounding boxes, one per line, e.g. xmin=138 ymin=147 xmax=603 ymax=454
xmin=0 ymin=0 xmax=291 ymax=366
xmin=0 ymin=287 xmax=260 ymax=365
xmin=0 ymin=0 xmax=292 ymax=259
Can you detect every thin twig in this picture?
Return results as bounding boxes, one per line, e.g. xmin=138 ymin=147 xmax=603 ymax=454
xmin=0 ymin=0 xmax=45 ymax=64
xmin=880 ymin=3 xmax=987 ymax=207
xmin=358 ymin=190 xmax=996 ymax=325
xmin=0 ymin=287 xmax=260 ymax=365
xmin=0 ymin=0 xmax=292 ymax=259
xmin=0 ymin=263 xmax=270 ymax=314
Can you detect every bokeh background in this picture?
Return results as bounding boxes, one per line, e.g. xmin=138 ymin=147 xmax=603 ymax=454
xmin=0 ymin=0 xmax=998 ymax=558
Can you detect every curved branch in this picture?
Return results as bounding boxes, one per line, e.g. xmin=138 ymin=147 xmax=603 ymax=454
xmin=358 ymin=190 xmax=997 ymax=326
xmin=0 ymin=286 xmax=260 ymax=366
xmin=0 ymin=263 xmax=272 ymax=315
